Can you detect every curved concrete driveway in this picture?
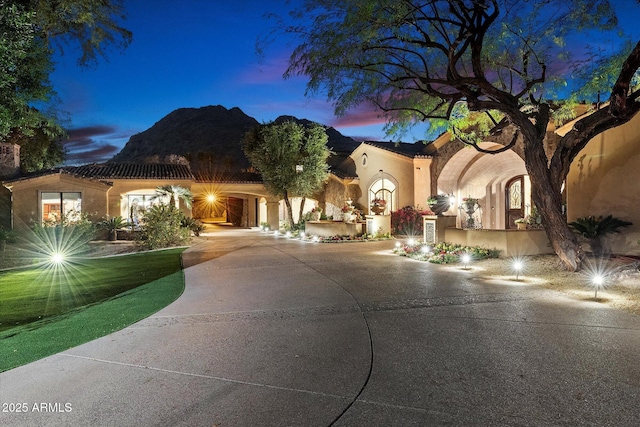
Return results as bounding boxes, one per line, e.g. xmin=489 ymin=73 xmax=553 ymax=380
xmin=2 ymin=228 xmax=640 ymax=426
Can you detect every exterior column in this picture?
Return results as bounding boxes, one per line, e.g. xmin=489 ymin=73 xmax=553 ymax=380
xmin=266 ymin=200 xmax=280 ymax=231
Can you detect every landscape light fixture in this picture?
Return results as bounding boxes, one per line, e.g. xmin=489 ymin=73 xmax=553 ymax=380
xmin=513 ymin=260 xmax=524 ymax=280
xmin=300 ymin=232 xmax=305 ymax=239
xmin=461 ymin=253 xmax=471 ymax=269
xmin=285 ymin=231 xmax=292 ymax=238
xmin=312 ymin=236 xmax=319 ymax=242
xmin=395 ymin=242 xmax=401 ymax=249
xmin=407 ymin=238 xmax=416 ymax=246
xmin=51 ymin=252 xmax=65 ymax=264
xmin=421 ymin=245 xmax=431 ymax=254
xmin=592 ymin=274 xmax=605 ymax=299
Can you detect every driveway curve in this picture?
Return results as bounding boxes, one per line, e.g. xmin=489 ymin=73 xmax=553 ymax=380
xmin=2 ymin=228 xmax=640 ymax=426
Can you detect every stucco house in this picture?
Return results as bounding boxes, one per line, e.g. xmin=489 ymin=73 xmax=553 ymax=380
xmin=2 ymin=105 xmax=638 ymax=256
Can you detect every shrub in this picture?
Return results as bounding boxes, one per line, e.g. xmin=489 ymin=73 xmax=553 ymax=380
xmin=31 ymin=213 xmax=97 ymax=257
xmin=569 ymin=215 xmax=632 ymax=257
xmin=394 ymin=241 xmax=500 ymax=264
xmin=181 ymin=217 xmax=205 ymax=236
xmin=137 ymin=205 xmax=190 ymax=250
xmin=391 ymin=206 xmax=434 ymax=236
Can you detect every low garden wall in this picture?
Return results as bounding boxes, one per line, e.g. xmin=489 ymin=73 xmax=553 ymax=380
xmin=305 ymin=220 xmax=364 ymax=237
xmin=443 ymin=228 xmax=553 ymax=257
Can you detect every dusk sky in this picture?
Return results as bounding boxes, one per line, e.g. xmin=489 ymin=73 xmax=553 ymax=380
xmin=52 ymin=0 xmax=411 ymax=165
xmin=50 ymin=0 xmax=640 ymax=164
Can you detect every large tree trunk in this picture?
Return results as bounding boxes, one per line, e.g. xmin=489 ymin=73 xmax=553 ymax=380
xmin=523 ymin=132 xmax=582 ymax=271
xmin=298 ymin=197 xmax=306 ymax=226
xmin=283 ymin=191 xmax=295 ymax=230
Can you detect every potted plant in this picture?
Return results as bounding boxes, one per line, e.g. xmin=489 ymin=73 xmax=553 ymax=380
xmin=515 ymin=218 xmax=527 ymax=230
xmin=371 ymin=198 xmax=387 ymax=215
xmin=100 ymin=216 xmax=126 ymax=241
xmin=427 ymin=194 xmax=451 ymax=215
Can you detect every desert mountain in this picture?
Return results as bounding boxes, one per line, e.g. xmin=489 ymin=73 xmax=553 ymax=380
xmin=110 ymin=105 xmax=360 ymax=173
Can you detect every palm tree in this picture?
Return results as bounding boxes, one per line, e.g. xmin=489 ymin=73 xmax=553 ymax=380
xmin=154 ymin=185 xmax=193 ymax=210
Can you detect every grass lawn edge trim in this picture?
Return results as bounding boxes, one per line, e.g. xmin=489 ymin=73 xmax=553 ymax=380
xmin=0 ymin=270 xmax=185 ymax=373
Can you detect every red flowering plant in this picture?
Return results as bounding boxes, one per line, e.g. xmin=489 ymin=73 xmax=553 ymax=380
xmin=391 ymin=206 xmax=434 ymax=236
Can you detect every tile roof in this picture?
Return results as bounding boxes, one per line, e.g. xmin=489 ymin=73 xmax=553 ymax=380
xmin=64 ymin=163 xmax=194 ymax=180
xmin=2 ymin=163 xmax=195 ymax=184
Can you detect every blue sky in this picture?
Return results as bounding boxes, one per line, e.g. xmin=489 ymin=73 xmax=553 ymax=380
xmin=50 ymin=0 xmax=640 ymax=164
xmin=52 ymin=0 xmax=413 ymax=164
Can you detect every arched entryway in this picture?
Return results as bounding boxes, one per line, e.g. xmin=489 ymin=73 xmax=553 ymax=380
xmin=437 ymin=142 xmax=529 ymax=229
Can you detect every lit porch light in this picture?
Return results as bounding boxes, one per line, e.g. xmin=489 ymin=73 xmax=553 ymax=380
xmin=206 ymin=194 xmax=216 ymax=203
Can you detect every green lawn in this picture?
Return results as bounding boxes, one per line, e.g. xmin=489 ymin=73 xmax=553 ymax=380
xmin=0 ymin=249 xmax=186 ymax=372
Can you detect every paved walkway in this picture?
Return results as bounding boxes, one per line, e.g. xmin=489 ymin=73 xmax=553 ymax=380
xmin=2 ymin=228 xmax=640 ymax=426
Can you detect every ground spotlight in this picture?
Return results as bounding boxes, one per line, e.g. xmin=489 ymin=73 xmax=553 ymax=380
xmin=421 ymin=245 xmax=431 ymax=255
xmin=592 ymin=274 xmax=605 ymax=299
xmin=461 ymin=253 xmax=471 ymax=269
xmin=300 ymin=232 xmax=305 ymax=239
xmin=51 ymin=252 xmax=65 ymax=264
xmin=312 ymin=236 xmax=319 ymax=242
xmin=407 ymin=238 xmax=416 ymax=246
xmin=513 ymin=259 xmax=524 ymax=280
xmin=285 ymin=231 xmax=292 ymax=238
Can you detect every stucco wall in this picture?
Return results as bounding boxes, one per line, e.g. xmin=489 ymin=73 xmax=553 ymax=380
xmin=8 ymin=174 xmax=110 ymax=229
xmin=567 ymin=113 xmax=640 ymax=255
xmin=350 ymin=145 xmax=430 ymax=211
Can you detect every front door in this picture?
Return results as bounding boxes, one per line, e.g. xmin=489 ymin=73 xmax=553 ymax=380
xmin=506 ymin=176 xmax=524 ymax=229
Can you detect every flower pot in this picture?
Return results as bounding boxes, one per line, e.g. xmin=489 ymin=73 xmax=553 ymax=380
xmin=371 ymin=205 xmax=385 ymax=215
xmin=428 ymin=195 xmax=451 ymax=215
xmin=516 ymin=222 xmax=526 ymax=230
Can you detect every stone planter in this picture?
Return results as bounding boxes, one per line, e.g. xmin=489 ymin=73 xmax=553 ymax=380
xmin=428 ymin=195 xmax=451 ymax=215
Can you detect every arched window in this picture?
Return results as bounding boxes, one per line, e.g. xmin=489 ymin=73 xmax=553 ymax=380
xmin=369 ymin=173 xmax=397 ymax=214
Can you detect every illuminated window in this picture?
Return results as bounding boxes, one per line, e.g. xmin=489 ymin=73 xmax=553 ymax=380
xmin=41 ymin=192 xmax=82 ymax=223
xmin=124 ymin=193 xmax=158 ymax=225
xmin=509 ymin=180 xmax=522 ymax=209
xmin=369 ymin=177 xmax=396 ymax=214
